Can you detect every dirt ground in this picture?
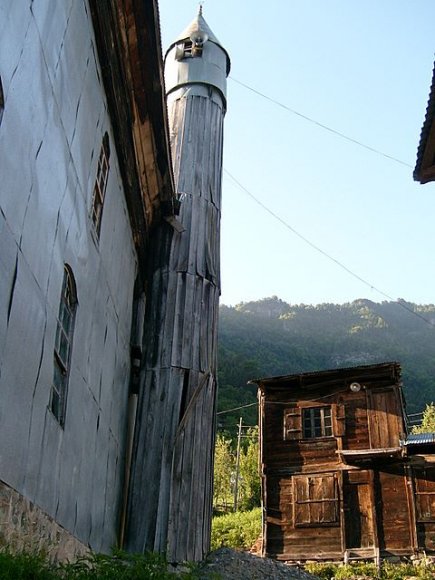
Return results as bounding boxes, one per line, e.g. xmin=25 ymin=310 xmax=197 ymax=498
xmin=194 ymin=548 xmax=320 ymax=579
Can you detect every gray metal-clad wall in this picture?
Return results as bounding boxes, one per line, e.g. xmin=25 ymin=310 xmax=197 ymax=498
xmin=126 ymin=84 xmax=225 ymax=560
xmin=0 ymin=0 xmax=136 ymax=551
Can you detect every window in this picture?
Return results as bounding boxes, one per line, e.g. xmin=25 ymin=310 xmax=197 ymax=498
xmin=415 ymin=468 xmax=435 ymax=522
xmin=284 ymin=403 xmax=345 ymax=441
xmin=91 ymin=132 xmax=110 ymax=237
xmin=293 ymin=474 xmax=339 ymax=527
xmin=303 ymin=406 xmax=332 ymax=438
xmin=175 ymin=38 xmax=204 ymax=60
xmin=0 ymin=76 xmax=4 ymax=126
xmin=50 ymin=266 xmax=77 ymax=426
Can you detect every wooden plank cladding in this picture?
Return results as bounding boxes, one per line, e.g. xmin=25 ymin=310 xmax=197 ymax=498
xmin=254 ymin=362 xmax=435 ymax=561
xmin=125 ymin=17 xmax=229 ymax=562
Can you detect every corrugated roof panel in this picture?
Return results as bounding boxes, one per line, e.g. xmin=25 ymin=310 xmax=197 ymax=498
xmin=404 ymin=432 xmax=435 ymax=445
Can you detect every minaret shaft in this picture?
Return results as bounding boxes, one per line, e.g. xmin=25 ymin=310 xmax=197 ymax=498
xmin=125 ymin=12 xmax=229 ymax=562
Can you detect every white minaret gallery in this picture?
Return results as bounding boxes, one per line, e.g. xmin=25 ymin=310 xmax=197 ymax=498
xmin=125 ymin=9 xmax=230 ymax=562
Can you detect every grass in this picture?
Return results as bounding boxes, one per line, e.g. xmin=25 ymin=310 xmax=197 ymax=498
xmin=210 ymin=507 xmax=262 ymax=551
xmin=305 ymin=558 xmax=435 ymax=579
xmin=0 ymin=549 xmax=202 ymax=579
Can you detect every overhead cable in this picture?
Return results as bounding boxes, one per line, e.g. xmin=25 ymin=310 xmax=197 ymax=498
xmin=229 ymin=76 xmax=413 ymax=169
xmin=224 ymin=169 xmax=434 ymax=328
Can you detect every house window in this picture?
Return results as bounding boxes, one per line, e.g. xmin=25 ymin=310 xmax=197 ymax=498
xmin=293 ymin=474 xmax=339 ymax=527
xmin=50 ymin=266 xmax=77 ymax=426
xmin=415 ymin=469 xmax=435 ymax=522
xmin=0 ymin=76 xmax=4 ymax=126
xmin=303 ymin=406 xmax=333 ymax=438
xmin=284 ymin=404 xmax=345 ymax=441
xmin=91 ymin=132 xmax=110 ymax=237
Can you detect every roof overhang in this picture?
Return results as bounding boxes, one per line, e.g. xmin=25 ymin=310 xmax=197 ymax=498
xmin=252 ymin=361 xmax=401 ymax=393
xmin=89 ymin=0 xmax=175 ymax=280
xmin=414 ymin=63 xmax=435 ymax=184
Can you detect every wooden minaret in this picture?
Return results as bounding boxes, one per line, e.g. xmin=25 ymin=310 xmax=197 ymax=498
xmin=125 ymin=9 xmax=230 ymax=562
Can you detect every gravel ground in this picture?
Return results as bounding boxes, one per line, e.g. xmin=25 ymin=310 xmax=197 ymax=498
xmin=195 ymin=548 xmax=320 ymax=579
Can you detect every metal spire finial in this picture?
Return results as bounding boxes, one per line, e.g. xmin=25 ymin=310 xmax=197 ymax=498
xmin=198 ymin=2 xmax=203 ymax=16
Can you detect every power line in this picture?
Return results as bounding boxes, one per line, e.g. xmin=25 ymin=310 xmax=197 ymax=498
xmin=229 ymin=76 xmax=413 ymax=169
xmin=223 ymin=168 xmax=434 ymax=328
xmin=216 ymin=402 xmax=258 ymax=415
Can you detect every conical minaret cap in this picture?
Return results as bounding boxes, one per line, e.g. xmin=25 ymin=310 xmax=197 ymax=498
xmin=166 ymin=8 xmax=230 ymax=75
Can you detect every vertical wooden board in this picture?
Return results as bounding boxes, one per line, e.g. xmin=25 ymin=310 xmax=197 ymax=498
xmin=203 ymin=376 xmax=217 ymax=552
xmin=205 ymin=204 xmax=218 ymax=283
xmin=207 ymin=283 xmax=218 ymax=368
xmin=171 ymin=198 xmax=192 ymax=273
xmin=322 ymin=476 xmax=337 ymax=523
xmin=293 ymin=476 xmax=309 ymax=525
xmin=161 ymin=270 xmax=178 ymax=368
xmin=171 ymin=409 xmax=195 ymax=560
xmin=311 ymin=477 xmax=323 ymax=523
xmin=155 ymin=368 xmax=185 ymax=552
xmin=170 ymin=273 xmax=186 ymax=368
xmin=186 ymin=195 xmax=201 ymax=274
xmin=368 ymin=388 xmax=402 ymax=448
xmin=194 ymin=197 xmax=207 ymax=277
xmin=377 ymin=469 xmax=412 ymax=551
xmin=191 ymin=277 xmax=203 ymax=371
xmin=187 ymin=386 xmax=206 ymax=559
xmin=199 ymin=279 xmax=210 ymax=372
xmin=180 ymin=272 xmax=195 ymax=369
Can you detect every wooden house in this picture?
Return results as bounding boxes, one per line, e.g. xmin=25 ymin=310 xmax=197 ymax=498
xmin=254 ymin=362 xmax=435 ymax=563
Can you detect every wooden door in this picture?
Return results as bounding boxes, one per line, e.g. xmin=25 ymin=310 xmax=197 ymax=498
xmin=368 ymin=388 xmax=402 ymax=449
xmin=344 ymin=473 xmax=375 ymax=549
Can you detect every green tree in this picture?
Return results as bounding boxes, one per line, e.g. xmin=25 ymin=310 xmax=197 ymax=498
xmin=413 ymin=403 xmax=435 ymax=433
xmin=238 ymin=427 xmax=261 ymax=510
xmin=213 ymin=434 xmax=234 ymax=511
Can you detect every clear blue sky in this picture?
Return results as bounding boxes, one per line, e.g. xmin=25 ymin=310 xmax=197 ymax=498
xmin=158 ymin=1 xmax=435 ymax=306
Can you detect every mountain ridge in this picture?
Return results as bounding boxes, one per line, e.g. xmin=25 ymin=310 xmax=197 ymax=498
xmin=217 ymin=297 xmax=435 ymax=433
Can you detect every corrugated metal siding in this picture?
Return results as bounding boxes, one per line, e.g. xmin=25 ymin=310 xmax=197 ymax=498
xmin=405 ymin=433 xmax=435 ymax=445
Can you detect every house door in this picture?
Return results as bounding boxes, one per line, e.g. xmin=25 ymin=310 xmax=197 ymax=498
xmin=344 ymin=472 xmax=375 ymax=549
xmin=367 ymin=388 xmax=402 ymax=449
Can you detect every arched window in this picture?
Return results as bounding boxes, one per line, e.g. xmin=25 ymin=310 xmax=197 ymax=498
xmin=91 ymin=132 xmax=110 ymax=237
xmin=0 ymin=76 xmax=4 ymax=126
xmin=50 ymin=265 xmax=77 ymax=426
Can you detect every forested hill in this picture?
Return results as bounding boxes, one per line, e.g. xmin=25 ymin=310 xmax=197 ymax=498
xmin=217 ymin=297 xmax=435 ymax=433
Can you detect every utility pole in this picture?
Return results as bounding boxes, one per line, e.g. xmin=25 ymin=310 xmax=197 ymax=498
xmin=233 ymin=417 xmax=243 ymax=512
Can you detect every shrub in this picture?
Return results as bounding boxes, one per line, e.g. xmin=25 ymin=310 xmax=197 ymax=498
xmin=304 ymin=559 xmax=435 ymax=580
xmin=210 ymin=507 xmax=261 ymax=551
xmin=0 ymin=549 xmax=201 ymax=579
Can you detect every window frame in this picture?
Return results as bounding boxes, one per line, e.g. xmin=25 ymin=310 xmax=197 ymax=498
xmin=50 ymin=266 xmax=77 ymax=427
xmin=303 ymin=406 xmax=333 ymax=439
xmin=415 ymin=468 xmax=435 ymax=522
xmin=293 ymin=473 xmax=339 ymax=527
xmin=91 ymin=132 xmax=110 ymax=237
xmin=283 ymin=403 xmax=345 ymax=441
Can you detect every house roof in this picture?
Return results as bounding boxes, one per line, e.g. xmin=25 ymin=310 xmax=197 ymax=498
xmin=251 ymin=361 xmax=401 ymax=390
xmin=89 ymin=0 xmax=175 ymax=282
xmin=404 ymin=432 xmax=435 ymax=446
xmin=414 ymin=62 xmax=435 ymax=183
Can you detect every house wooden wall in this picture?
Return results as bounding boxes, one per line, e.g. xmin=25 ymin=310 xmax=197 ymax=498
xmin=257 ymin=363 xmax=435 ymax=561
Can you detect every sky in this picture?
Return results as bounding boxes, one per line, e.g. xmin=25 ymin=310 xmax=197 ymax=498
xmin=158 ymin=0 xmax=435 ymax=307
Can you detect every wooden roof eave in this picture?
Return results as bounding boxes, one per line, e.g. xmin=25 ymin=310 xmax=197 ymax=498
xmin=89 ymin=0 xmax=175 ymax=281
xmin=251 ymin=362 xmax=401 ymax=393
xmin=337 ymin=447 xmax=404 ymax=464
xmin=414 ymin=62 xmax=435 ymax=184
